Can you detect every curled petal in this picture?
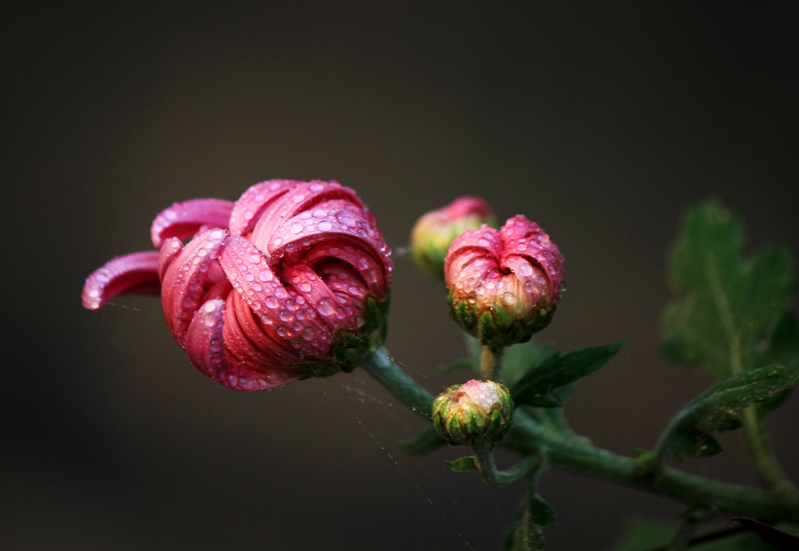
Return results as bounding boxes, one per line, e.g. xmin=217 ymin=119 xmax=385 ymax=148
xmin=82 ymin=251 xmax=161 ymax=310
xmin=218 ymin=235 xmax=286 ymax=317
xmin=249 ymin=181 xmax=362 ymax=253
xmin=161 ymin=228 xmax=229 ymax=346
xmin=151 ymin=199 xmax=233 ymax=248
xmin=228 ymin=180 xmax=301 ymax=237
xmin=158 ymin=237 xmax=183 ymax=281
xmin=499 ymin=215 xmax=565 ymax=300
xmin=186 ymin=299 xmax=298 ymax=391
xmin=284 ymin=262 xmax=357 ymax=330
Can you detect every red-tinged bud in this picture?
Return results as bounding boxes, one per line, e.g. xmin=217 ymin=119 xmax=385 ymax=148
xmin=410 ymin=197 xmax=494 ymax=281
xmin=432 ymin=379 xmax=514 ymax=446
xmin=444 ymin=215 xmax=564 ymax=350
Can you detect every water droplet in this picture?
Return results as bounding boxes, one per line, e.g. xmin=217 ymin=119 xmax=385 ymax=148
xmin=317 ymin=298 xmax=335 ymax=316
xmin=266 ymin=297 xmax=279 ymax=309
xmin=503 ymin=291 xmax=517 ymax=304
xmin=299 ymin=282 xmax=312 ymax=293
xmin=478 ymin=238 xmax=490 ymax=247
xmin=318 ymin=221 xmax=332 ymax=232
xmin=258 ymin=270 xmax=273 ymax=282
xmin=519 ymin=263 xmax=533 ymax=277
xmin=290 ymin=222 xmax=303 ymax=234
xmin=273 ymin=237 xmax=283 ymax=246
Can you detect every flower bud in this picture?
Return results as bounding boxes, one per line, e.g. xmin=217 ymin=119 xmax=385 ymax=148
xmin=433 ymin=379 xmax=514 ymax=446
xmin=410 ymin=197 xmax=494 ymax=281
xmin=83 ymin=180 xmax=393 ymax=392
xmin=444 ymin=215 xmax=564 ymax=350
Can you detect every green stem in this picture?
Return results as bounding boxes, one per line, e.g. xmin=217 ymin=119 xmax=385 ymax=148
xmin=360 ymin=348 xmax=799 ymax=521
xmin=480 ymin=345 xmax=503 ymax=380
xmin=505 ymin=415 xmax=799 ymax=519
xmin=360 ymin=347 xmax=435 ymax=419
xmin=472 ymin=443 xmax=503 ymax=485
xmin=707 ymin=258 xmax=798 ymax=498
xmin=471 ymin=444 xmax=539 ymax=486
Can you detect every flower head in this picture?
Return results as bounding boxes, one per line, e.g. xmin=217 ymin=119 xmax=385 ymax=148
xmin=444 ymin=215 xmax=564 ymax=350
xmin=410 ymin=197 xmax=494 ymax=281
xmin=83 ymin=180 xmax=392 ymax=391
xmin=432 ymin=379 xmax=514 ymax=446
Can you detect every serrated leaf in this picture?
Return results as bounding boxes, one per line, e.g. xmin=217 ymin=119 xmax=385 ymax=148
xmin=510 ymin=341 xmax=624 ymax=408
xmin=654 ymin=364 xmax=799 ymax=462
xmin=445 ymin=456 xmax=478 ymax=472
xmin=400 ymin=425 xmax=447 ymax=456
xmin=661 ymin=200 xmax=797 ymax=382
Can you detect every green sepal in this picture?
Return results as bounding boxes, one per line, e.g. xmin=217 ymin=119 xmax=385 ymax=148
xmin=445 ymin=456 xmax=479 ymax=472
xmin=510 ymin=341 xmax=625 ymax=408
xmin=653 ymin=363 xmax=799 ymax=463
xmin=400 ymin=425 xmax=447 ymax=456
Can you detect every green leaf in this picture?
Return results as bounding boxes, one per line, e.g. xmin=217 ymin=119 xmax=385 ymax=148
xmin=400 ymin=425 xmax=447 ymax=456
xmin=499 ymin=340 xmax=559 ymax=390
xmin=661 ymin=200 xmax=797 ymax=382
xmin=505 ymin=488 xmax=556 ymax=551
xmin=510 ymin=341 xmax=625 ymax=408
xmin=445 ymin=456 xmax=478 ymax=472
xmin=754 ymin=312 xmax=799 ymax=414
xmin=654 ymin=364 xmax=799 ymax=462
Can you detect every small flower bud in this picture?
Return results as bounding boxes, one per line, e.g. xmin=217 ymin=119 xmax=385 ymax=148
xmin=433 ymin=380 xmax=514 ymax=446
xmin=410 ymin=197 xmax=494 ymax=281
xmin=444 ymin=215 xmax=564 ymax=350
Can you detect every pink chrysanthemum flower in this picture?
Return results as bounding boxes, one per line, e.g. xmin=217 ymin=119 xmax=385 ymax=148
xmin=83 ymin=180 xmax=392 ymax=391
xmin=444 ymin=215 xmax=564 ymax=350
xmin=410 ymin=197 xmax=494 ymax=281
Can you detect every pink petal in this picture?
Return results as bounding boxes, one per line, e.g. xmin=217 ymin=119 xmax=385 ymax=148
xmin=283 ymin=262 xmax=357 ymax=330
xmin=222 ymin=294 xmax=296 ymax=369
xmin=82 ymin=251 xmax=161 ymax=310
xmin=228 ymin=180 xmax=302 ymax=237
xmin=218 ymin=235 xmax=286 ymax=319
xmin=249 ymin=181 xmax=362 ymax=254
xmin=158 ymin=237 xmax=183 ymax=281
xmin=151 ymin=199 xmax=234 ymax=248
xmin=185 ymin=299 xmax=298 ymax=392
xmin=304 ymin=240 xmax=387 ymax=301
xmin=500 ymin=216 xmax=565 ymax=300
xmin=227 ymin=291 xmax=304 ymax=364
xmin=161 ymin=228 xmax=229 ymax=346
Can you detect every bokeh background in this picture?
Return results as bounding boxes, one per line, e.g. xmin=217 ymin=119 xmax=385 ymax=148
xmin=3 ymin=3 xmax=799 ymax=550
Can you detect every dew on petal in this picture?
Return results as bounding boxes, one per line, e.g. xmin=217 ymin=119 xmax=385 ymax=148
xmin=317 ymin=298 xmax=335 ymax=316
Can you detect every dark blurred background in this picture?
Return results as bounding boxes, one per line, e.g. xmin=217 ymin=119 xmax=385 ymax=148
xmin=3 ymin=3 xmax=799 ymax=550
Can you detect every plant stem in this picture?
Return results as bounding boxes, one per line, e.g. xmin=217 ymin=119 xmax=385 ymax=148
xmin=360 ymin=347 xmax=436 ymax=419
xmin=741 ymin=407 xmax=798 ymax=499
xmin=707 ymin=259 xmax=799 ymax=498
xmin=472 ymin=443 xmax=503 ymax=485
xmin=360 ymin=348 xmax=799 ymax=521
xmin=480 ymin=345 xmax=503 ymax=380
